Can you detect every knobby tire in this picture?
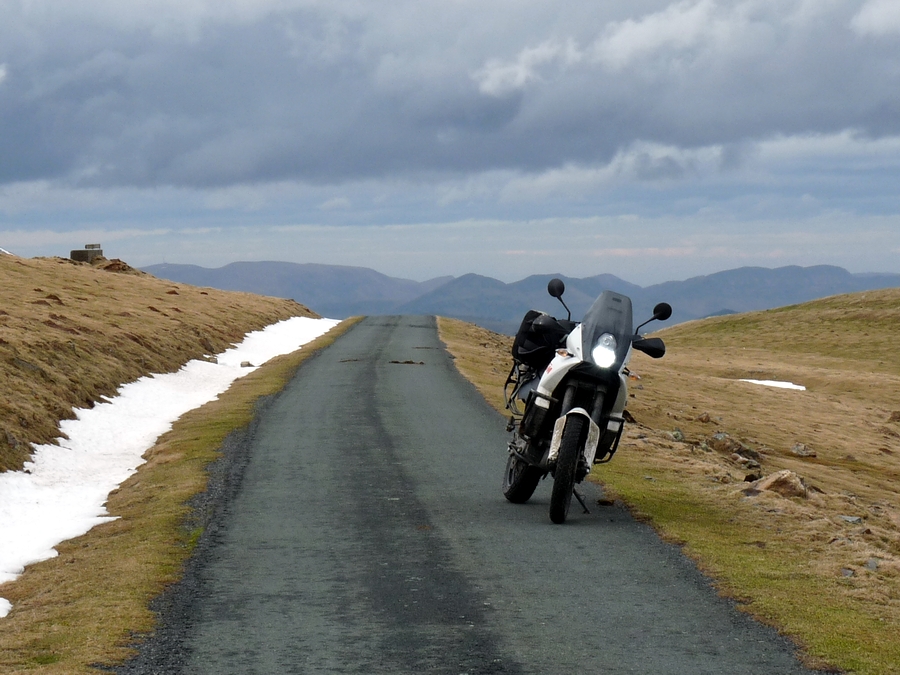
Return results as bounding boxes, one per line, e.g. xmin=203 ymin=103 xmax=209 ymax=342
xmin=549 ymin=415 xmax=585 ymax=524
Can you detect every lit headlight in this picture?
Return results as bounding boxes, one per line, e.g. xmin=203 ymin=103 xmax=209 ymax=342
xmin=591 ymin=333 xmax=617 ymax=368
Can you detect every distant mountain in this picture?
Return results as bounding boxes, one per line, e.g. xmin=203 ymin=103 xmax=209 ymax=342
xmin=143 ymin=261 xmax=900 ymax=334
xmin=143 ymin=262 xmax=453 ymax=318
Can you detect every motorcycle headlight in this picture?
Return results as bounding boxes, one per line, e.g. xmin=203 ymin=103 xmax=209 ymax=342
xmin=591 ymin=333 xmax=617 ymax=368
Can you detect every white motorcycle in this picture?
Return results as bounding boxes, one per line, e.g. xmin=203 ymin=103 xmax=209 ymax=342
xmin=503 ymin=278 xmax=671 ymax=524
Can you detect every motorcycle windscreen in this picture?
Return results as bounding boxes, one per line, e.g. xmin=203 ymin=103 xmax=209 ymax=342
xmin=580 ymin=291 xmax=633 ymax=368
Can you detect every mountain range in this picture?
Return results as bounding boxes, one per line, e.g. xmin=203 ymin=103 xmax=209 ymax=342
xmin=143 ymin=262 xmax=900 ymax=334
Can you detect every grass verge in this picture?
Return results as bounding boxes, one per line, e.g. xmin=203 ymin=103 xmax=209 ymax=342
xmin=0 ymin=317 xmax=361 ymax=674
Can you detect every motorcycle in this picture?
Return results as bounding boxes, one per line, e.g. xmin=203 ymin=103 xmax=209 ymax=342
xmin=502 ymin=278 xmax=672 ymax=524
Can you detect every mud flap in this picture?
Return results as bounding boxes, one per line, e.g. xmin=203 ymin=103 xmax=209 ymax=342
xmin=547 ymin=408 xmax=601 ymax=466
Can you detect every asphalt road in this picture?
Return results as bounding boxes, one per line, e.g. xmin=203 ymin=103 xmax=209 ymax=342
xmin=120 ymin=316 xmax=827 ymax=675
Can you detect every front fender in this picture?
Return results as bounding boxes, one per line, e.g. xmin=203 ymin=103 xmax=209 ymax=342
xmin=548 ymin=407 xmax=602 ymax=466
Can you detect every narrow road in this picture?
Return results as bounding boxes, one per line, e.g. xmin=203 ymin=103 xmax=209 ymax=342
xmin=122 ymin=316 xmax=825 ymax=674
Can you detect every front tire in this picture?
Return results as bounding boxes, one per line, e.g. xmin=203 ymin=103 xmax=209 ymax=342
xmin=549 ymin=415 xmax=585 ymax=524
xmin=502 ymin=453 xmax=543 ymax=503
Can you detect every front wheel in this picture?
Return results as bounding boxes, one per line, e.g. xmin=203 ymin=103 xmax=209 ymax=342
xmin=549 ymin=415 xmax=586 ymax=524
xmin=502 ymin=453 xmax=543 ymax=503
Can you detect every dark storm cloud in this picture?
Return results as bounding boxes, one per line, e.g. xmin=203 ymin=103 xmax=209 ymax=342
xmin=1 ymin=0 xmax=899 ymax=189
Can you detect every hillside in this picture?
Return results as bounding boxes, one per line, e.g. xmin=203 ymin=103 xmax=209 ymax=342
xmin=438 ymin=288 xmax=900 ymax=674
xmin=0 ymin=254 xmax=315 ymax=472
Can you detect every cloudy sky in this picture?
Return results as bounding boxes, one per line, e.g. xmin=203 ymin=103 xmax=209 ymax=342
xmin=1 ymin=0 xmax=899 ymax=283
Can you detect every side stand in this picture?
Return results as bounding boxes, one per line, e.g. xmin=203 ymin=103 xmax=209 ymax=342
xmin=573 ymin=488 xmax=591 ymax=514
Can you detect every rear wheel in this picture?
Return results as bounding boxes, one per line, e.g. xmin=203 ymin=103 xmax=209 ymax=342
xmin=502 ymin=453 xmax=543 ymax=503
xmin=549 ymin=415 xmax=585 ymax=524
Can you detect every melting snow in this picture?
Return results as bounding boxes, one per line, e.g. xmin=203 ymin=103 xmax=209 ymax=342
xmin=0 ymin=316 xmax=340 ymax=618
xmin=739 ymin=379 xmax=806 ymax=391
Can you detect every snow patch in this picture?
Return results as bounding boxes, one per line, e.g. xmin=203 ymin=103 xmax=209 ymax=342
xmin=739 ymin=379 xmax=806 ymax=391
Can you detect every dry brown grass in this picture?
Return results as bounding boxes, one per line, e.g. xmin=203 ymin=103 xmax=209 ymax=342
xmin=438 ymin=290 xmax=900 ymax=675
xmin=0 ymin=323 xmax=359 ymax=673
xmin=0 ymin=254 xmax=315 ymax=471
xmin=0 ymin=250 xmax=359 ymax=673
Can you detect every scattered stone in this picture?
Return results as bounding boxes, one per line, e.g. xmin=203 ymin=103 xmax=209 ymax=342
xmin=790 ymin=443 xmax=817 ymax=458
xmin=696 ymin=412 xmax=711 ymax=423
xmin=643 ymin=476 xmax=655 ymax=481
xmin=671 ymin=429 xmax=685 ymax=442
xmin=748 ymin=470 xmax=808 ymax=499
xmin=729 ymin=453 xmax=761 ymax=469
xmin=744 ymin=472 xmax=763 ymax=482
xmin=841 ymin=568 xmax=855 ymax=578
xmin=866 ymin=558 xmax=880 ymax=571
xmin=240 ymin=361 xmax=254 ymax=368
xmin=709 ymin=432 xmax=742 ymax=453
xmin=707 ymin=432 xmax=761 ymax=459
xmin=839 ymin=515 xmax=863 ymax=524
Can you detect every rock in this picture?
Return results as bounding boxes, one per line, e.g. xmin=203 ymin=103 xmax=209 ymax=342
xmin=791 ymin=443 xmax=817 ymax=458
xmin=709 ymin=432 xmax=761 ymax=459
xmin=708 ymin=432 xmax=742 ymax=453
xmin=671 ymin=429 xmax=685 ymax=442
xmin=839 ymin=515 xmax=863 ymax=524
xmin=841 ymin=568 xmax=855 ymax=578
xmin=889 ymin=411 xmax=900 ymax=423
xmin=866 ymin=558 xmax=880 ymax=571
xmin=749 ymin=470 xmax=808 ymax=499
xmin=240 ymin=361 xmax=254 ymax=368
xmin=696 ymin=412 xmax=711 ymax=423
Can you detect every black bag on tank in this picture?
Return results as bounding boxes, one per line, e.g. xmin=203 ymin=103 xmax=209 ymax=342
xmin=512 ymin=310 xmax=561 ymax=370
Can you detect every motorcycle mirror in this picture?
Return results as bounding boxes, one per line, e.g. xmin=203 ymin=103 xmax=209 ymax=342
xmin=653 ymin=302 xmax=673 ymax=321
xmin=634 ymin=301 xmax=673 ymax=333
xmin=547 ymin=278 xmax=565 ymax=298
xmin=547 ymin=278 xmax=571 ymax=320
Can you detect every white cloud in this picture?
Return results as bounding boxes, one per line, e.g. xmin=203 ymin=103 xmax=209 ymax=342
xmin=852 ymin=0 xmax=900 ymax=36
xmin=591 ymin=0 xmax=721 ymax=70
xmin=0 ymin=63 xmax=6 ymax=84
xmin=473 ymin=39 xmax=582 ymax=97
xmin=494 ymin=142 xmax=726 ymax=201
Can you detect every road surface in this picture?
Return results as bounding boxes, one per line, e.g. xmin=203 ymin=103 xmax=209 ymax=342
xmin=120 ymin=316 xmax=826 ymax=674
